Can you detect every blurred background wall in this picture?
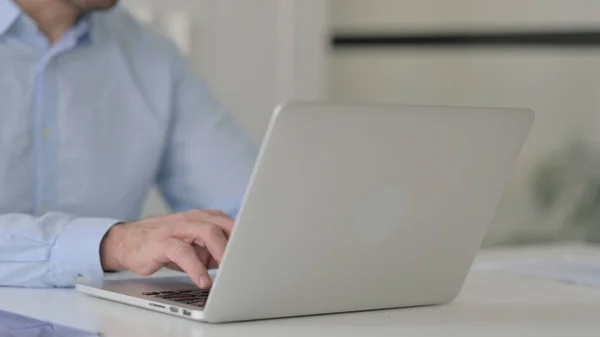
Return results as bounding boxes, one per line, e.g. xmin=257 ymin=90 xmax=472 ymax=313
xmin=330 ymin=0 xmax=600 ymax=246
xmin=120 ymin=0 xmax=600 ymax=246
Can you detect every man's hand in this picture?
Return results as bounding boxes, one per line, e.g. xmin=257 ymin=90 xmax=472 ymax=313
xmin=100 ymin=210 xmax=234 ymax=288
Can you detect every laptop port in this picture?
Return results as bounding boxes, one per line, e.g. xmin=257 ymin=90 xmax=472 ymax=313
xmin=170 ymin=306 xmax=179 ymax=313
xmin=149 ymin=303 xmax=165 ymax=309
xmin=183 ymin=310 xmax=192 ymax=316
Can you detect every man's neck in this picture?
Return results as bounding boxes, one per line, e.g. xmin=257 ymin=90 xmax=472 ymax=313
xmin=13 ymin=0 xmax=80 ymax=45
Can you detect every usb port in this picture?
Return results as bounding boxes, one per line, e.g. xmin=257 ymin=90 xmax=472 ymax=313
xmin=183 ymin=310 xmax=192 ymax=316
xmin=170 ymin=306 xmax=179 ymax=313
xmin=149 ymin=303 xmax=165 ymax=309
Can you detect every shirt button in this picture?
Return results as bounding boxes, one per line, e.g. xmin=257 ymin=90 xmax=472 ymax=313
xmin=23 ymin=16 xmax=35 ymax=27
xmin=43 ymin=129 xmax=51 ymax=140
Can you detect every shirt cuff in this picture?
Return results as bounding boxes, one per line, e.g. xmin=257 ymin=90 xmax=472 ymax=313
xmin=51 ymin=217 xmax=121 ymax=287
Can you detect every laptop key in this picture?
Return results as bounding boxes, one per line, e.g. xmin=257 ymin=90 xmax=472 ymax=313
xmin=162 ymin=296 xmax=198 ymax=301
xmin=187 ymin=301 xmax=206 ymax=307
xmin=174 ymin=299 xmax=189 ymax=303
xmin=158 ymin=291 xmax=179 ymax=295
xmin=145 ymin=289 xmax=210 ymax=299
xmin=160 ymin=294 xmax=189 ymax=298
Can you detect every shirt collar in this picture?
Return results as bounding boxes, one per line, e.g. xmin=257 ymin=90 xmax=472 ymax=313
xmin=0 ymin=0 xmax=20 ymax=37
xmin=0 ymin=0 xmax=94 ymax=45
xmin=71 ymin=13 xmax=93 ymax=45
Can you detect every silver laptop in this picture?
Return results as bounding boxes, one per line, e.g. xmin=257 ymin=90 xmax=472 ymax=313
xmin=76 ymin=102 xmax=534 ymax=323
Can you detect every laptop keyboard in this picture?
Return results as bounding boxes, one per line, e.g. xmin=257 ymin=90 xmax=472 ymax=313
xmin=142 ymin=289 xmax=210 ymax=307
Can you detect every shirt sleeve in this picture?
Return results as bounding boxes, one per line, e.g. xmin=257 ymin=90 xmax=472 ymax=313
xmin=0 ymin=212 xmax=119 ymax=287
xmin=155 ymin=50 xmax=258 ymax=218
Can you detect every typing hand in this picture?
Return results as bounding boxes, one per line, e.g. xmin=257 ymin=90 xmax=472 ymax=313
xmin=100 ymin=210 xmax=234 ymax=288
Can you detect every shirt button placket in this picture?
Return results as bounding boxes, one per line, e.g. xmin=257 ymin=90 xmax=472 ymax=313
xmin=34 ymin=55 xmax=58 ymax=215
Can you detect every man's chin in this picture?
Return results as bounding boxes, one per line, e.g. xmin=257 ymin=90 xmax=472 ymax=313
xmin=69 ymin=0 xmax=119 ymax=12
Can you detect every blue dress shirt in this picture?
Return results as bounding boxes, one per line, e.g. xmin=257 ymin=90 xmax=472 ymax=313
xmin=0 ymin=2 xmax=257 ymax=287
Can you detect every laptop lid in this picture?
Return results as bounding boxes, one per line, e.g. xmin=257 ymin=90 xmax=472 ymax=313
xmin=203 ymin=102 xmax=533 ymax=322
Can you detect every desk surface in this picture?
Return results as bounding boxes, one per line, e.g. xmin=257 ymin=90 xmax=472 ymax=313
xmin=2 ymin=243 xmax=600 ymax=337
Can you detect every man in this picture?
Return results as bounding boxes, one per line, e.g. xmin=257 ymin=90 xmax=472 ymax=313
xmin=0 ymin=0 xmax=257 ymax=289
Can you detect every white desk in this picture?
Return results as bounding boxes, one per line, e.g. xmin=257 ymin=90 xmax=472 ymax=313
xmin=2 ymin=243 xmax=600 ymax=337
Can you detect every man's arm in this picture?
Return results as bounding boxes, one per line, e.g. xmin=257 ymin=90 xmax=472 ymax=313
xmin=0 ymin=213 xmax=119 ymax=287
xmin=0 ymin=53 xmax=257 ymax=289
xmin=0 ymin=210 xmax=239 ymax=289
xmin=155 ymin=49 xmax=258 ymax=217
xmin=100 ymin=48 xmax=258 ymax=287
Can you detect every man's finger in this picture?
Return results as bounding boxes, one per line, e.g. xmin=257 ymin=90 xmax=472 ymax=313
xmin=164 ymin=262 xmax=184 ymax=273
xmin=165 ymin=246 xmax=208 ymax=272
xmin=207 ymin=259 xmax=219 ymax=269
xmin=182 ymin=210 xmax=235 ymax=236
xmin=195 ymin=223 xmax=228 ymax=265
xmin=171 ymin=222 xmax=229 ymax=264
xmin=202 ymin=215 xmax=234 ymax=236
xmin=162 ymin=238 xmax=212 ymax=288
